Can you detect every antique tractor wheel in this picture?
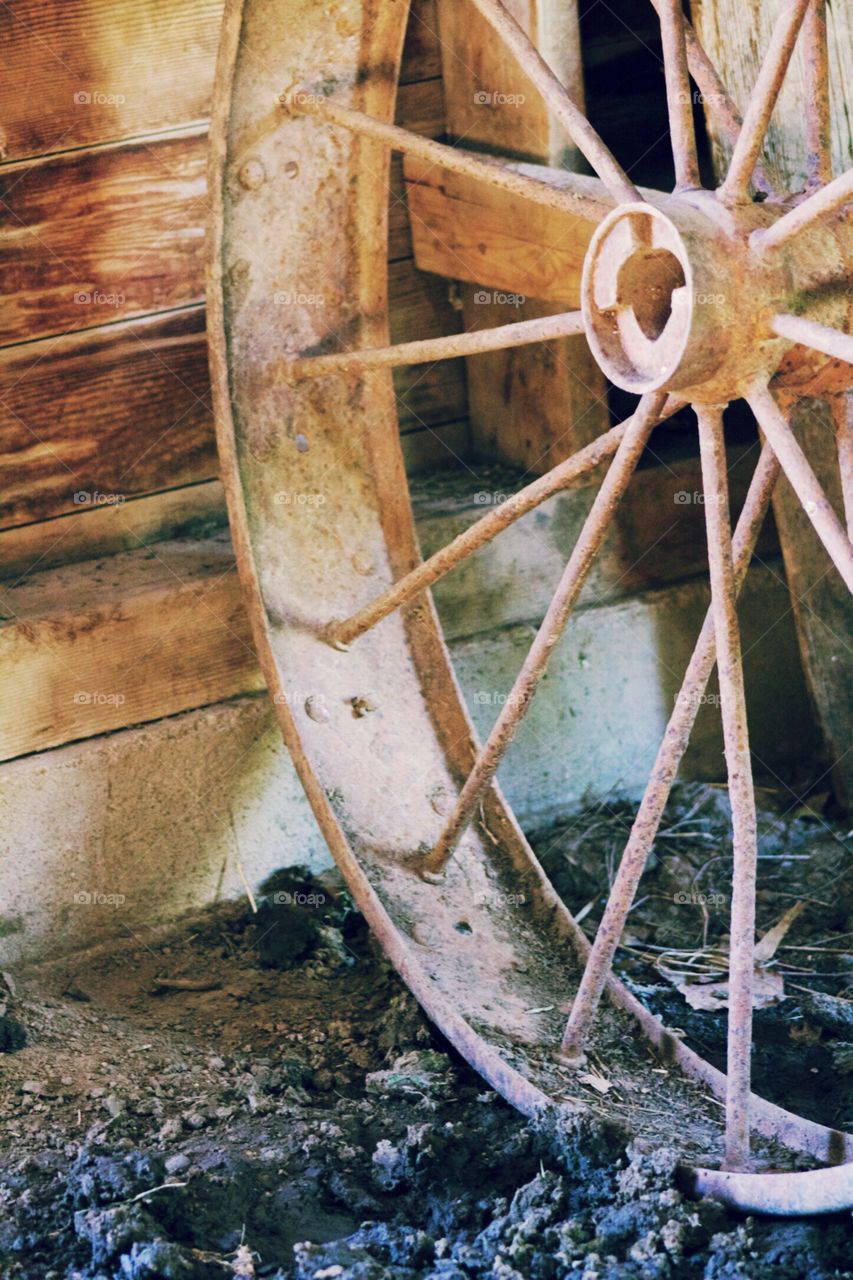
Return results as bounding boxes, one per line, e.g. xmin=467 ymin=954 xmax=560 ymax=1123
xmin=207 ymin=0 xmax=852 ymax=1214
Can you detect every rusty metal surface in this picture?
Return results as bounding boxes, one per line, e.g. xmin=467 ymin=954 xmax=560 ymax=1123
xmin=206 ymin=0 xmax=852 ymax=1216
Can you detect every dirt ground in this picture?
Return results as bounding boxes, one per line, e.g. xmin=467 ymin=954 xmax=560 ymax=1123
xmin=0 ymin=785 xmax=851 ymax=1279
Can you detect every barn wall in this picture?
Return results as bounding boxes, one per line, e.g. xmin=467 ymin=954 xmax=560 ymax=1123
xmin=0 ymin=1 xmax=822 ymax=961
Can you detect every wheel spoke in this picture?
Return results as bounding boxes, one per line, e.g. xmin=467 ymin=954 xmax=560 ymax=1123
xmin=467 ymin=0 xmax=641 ymax=206
xmin=718 ymin=0 xmax=812 ymax=204
xmin=560 ymin=440 xmax=780 ymax=1064
xmin=658 ymin=0 xmax=701 ymax=191
xmin=747 ymin=384 xmax=853 ymax=591
xmin=285 ymin=311 xmax=585 ymax=381
xmin=831 ymin=393 xmax=853 ymax=540
xmin=327 ymin=399 xmax=684 ymax=648
xmin=803 ymin=0 xmax=832 ymax=188
xmin=284 ymin=93 xmax=610 ymax=221
xmin=695 ymin=405 xmax=760 ymax=1171
xmin=751 ymin=169 xmax=853 ymax=251
xmin=771 ymin=313 xmax=853 ymax=367
xmin=420 ymin=389 xmax=668 ymax=882
xmin=648 ymin=1 xmax=774 ymax=195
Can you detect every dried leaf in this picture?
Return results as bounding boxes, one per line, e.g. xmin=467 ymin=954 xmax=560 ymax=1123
xmin=578 ymin=1070 xmax=612 ymax=1094
xmin=678 ymin=967 xmax=785 ymax=1012
xmin=754 ymin=901 xmax=804 ymax=963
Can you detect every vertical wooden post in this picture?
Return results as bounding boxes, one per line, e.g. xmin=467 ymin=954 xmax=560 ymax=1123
xmin=434 ymin=0 xmax=609 ymax=475
xmin=692 ymin=0 xmax=853 ymax=807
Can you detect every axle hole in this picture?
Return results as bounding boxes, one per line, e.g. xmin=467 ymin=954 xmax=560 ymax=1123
xmin=617 ymin=249 xmax=685 ymax=341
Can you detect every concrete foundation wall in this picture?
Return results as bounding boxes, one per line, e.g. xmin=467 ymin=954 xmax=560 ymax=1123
xmin=1 ymin=559 xmax=814 ymax=965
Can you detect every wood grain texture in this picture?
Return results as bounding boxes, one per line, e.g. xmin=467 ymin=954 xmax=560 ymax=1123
xmin=0 ymin=307 xmax=216 ymax=530
xmin=0 ymin=481 xmax=226 ymax=583
xmin=400 ymin=0 xmax=443 ymax=85
xmin=433 ymin=0 xmax=607 ymax=473
xmin=691 ymin=0 xmax=852 ymax=188
xmin=0 ymin=127 xmax=208 ymax=345
xmin=0 ymin=448 xmax=778 ymax=761
xmin=692 ymin=0 xmax=853 ymax=805
xmin=0 ymin=2 xmax=462 ymax=561
xmin=0 ymin=533 xmax=263 ymax=762
xmin=0 ymin=0 xmax=442 ymax=163
xmin=0 ymin=0 xmax=223 ymax=162
xmin=0 ymin=263 xmax=465 ymax=540
xmin=390 ymin=79 xmax=446 ymax=260
xmin=405 ymin=161 xmax=590 ymax=304
xmin=435 ymin=0 xmax=584 ymax=165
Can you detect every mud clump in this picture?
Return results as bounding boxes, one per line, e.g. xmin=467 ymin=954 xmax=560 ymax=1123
xmin=1 ymin=824 xmax=851 ymax=1278
xmin=0 ymin=971 xmax=27 ymax=1053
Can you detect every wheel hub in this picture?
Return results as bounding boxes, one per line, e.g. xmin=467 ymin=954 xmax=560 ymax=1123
xmin=582 ymin=199 xmax=781 ymax=401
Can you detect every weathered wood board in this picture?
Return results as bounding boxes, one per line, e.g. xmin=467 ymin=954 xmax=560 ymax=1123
xmin=0 ymin=0 xmax=223 ymax=162
xmin=0 ymin=308 xmax=215 ymax=531
xmin=0 ymin=0 xmax=444 ymax=165
xmin=0 ymin=45 xmax=460 ymax=547
xmin=0 ymin=451 xmax=782 ymax=762
xmin=0 ymin=128 xmax=208 ymax=346
xmin=0 ymin=534 xmax=264 ymax=761
xmin=692 ymin=0 xmax=853 ymax=187
xmin=405 ymin=158 xmax=593 ymax=304
xmin=433 ymin=0 xmax=609 ymax=473
xmin=0 ymin=481 xmax=226 ymax=583
xmin=691 ymin=0 xmax=853 ymax=805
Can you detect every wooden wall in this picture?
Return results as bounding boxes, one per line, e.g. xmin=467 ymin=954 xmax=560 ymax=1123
xmin=0 ymin=0 xmax=466 ymax=560
xmin=0 ymin=0 xmax=822 ymax=791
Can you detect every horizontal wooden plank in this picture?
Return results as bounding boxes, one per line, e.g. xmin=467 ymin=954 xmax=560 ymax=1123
xmin=0 ymin=444 xmax=779 ymax=761
xmin=390 ymin=78 xmax=446 ymax=260
xmin=401 ymin=419 xmax=472 ymax=472
xmin=0 ymin=307 xmax=216 ymax=530
xmin=0 ymin=128 xmax=208 ymax=345
xmin=0 ymin=70 xmax=441 ymax=350
xmin=0 ymin=533 xmax=263 ymax=762
xmin=0 ymin=1 xmax=221 ymax=163
xmin=0 ymin=481 xmax=226 ymax=583
xmin=0 ymin=254 xmax=463 ymax=534
xmin=0 ymin=0 xmax=441 ymax=166
xmin=405 ymin=159 xmax=592 ymax=305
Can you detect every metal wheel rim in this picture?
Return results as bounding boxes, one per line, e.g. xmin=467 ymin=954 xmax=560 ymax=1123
xmin=207 ymin=0 xmax=853 ymax=1215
